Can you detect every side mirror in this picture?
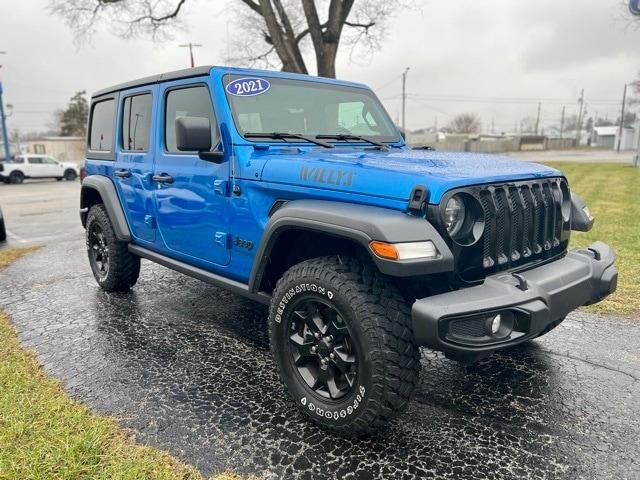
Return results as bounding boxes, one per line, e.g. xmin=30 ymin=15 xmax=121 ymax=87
xmin=176 ymin=116 xmax=211 ymax=151
xmin=175 ymin=116 xmax=224 ymax=163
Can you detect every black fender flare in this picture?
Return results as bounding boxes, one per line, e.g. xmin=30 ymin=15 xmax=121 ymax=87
xmin=248 ymin=199 xmax=454 ymax=293
xmin=80 ymin=175 xmax=131 ymax=242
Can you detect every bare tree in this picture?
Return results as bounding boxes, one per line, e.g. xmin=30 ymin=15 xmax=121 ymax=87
xmin=447 ymin=113 xmax=482 ymax=134
xmin=50 ymin=0 xmax=409 ymax=78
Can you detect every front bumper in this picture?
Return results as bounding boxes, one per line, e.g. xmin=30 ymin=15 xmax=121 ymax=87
xmin=412 ymin=241 xmax=617 ymax=358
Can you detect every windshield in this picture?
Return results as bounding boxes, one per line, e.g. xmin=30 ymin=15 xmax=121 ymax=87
xmin=223 ymin=75 xmax=400 ymax=143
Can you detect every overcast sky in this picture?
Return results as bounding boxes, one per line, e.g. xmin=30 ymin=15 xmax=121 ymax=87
xmin=1 ymin=0 xmax=639 ymax=134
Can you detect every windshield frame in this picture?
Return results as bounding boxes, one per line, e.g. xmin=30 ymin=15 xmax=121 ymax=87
xmin=222 ymin=73 xmax=402 ymax=145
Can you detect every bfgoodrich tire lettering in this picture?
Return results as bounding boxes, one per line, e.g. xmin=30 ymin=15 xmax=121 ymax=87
xmin=269 ymin=255 xmax=420 ymax=437
xmin=86 ymin=204 xmax=140 ymax=292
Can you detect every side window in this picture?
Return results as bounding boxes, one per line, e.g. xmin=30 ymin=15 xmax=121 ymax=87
xmin=42 ymin=157 xmax=58 ymax=164
xmin=89 ymin=99 xmax=115 ymax=152
xmin=28 ymin=157 xmax=43 ymax=164
xmin=122 ymin=93 xmax=152 ymax=152
xmin=165 ymin=85 xmax=219 ymax=154
xmin=13 ymin=157 xmax=24 ymax=164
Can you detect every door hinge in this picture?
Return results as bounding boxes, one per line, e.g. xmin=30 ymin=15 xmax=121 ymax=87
xmin=213 ymin=179 xmax=229 ymax=196
xmin=215 ymin=231 xmax=230 ymax=249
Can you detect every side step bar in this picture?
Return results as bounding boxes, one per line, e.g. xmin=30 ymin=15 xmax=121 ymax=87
xmin=128 ymin=244 xmax=271 ymax=305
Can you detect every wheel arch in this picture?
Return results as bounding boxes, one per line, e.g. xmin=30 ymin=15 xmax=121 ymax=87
xmin=249 ymin=199 xmax=454 ymax=294
xmin=80 ymin=175 xmax=131 ymax=241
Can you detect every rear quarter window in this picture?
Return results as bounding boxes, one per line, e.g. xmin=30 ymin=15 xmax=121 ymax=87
xmin=89 ymin=98 xmax=116 ymax=153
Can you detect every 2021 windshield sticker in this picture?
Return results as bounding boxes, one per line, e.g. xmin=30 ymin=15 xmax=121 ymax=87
xmin=226 ymin=77 xmax=271 ymax=97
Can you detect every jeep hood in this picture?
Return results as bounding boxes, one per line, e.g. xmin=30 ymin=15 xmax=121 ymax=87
xmin=258 ymin=149 xmax=562 ymax=204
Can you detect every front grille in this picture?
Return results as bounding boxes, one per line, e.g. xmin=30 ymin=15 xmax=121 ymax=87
xmin=438 ymin=178 xmax=570 ymax=282
xmin=480 ymin=180 xmax=565 ymax=270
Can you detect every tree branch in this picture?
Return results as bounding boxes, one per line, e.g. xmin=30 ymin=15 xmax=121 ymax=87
xmin=238 ymin=0 xmax=261 ymax=15
xmin=129 ymin=0 xmax=187 ymax=24
xmin=345 ymin=20 xmax=375 ymax=30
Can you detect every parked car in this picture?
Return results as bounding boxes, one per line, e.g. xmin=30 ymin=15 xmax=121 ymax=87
xmin=0 ymin=204 xmax=6 ymax=242
xmin=0 ymin=154 xmax=80 ymax=184
xmin=80 ymin=66 xmax=617 ymax=436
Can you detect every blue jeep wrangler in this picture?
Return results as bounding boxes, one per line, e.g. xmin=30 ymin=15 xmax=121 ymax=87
xmin=81 ymin=66 xmax=617 ymax=436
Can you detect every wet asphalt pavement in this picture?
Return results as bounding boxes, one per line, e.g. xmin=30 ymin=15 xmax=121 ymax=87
xmin=1 ymin=237 xmax=639 ymax=479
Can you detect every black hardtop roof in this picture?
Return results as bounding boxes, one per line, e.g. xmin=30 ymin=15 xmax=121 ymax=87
xmin=92 ymin=65 xmax=214 ymax=98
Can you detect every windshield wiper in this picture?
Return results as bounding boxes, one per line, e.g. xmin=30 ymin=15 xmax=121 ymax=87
xmin=244 ymin=132 xmax=334 ymax=148
xmin=315 ymin=134 xmax=389 ymax=150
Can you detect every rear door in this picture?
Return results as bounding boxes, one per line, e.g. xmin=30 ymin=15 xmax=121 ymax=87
xmin=26 ymin=157 xmax=45 ymax=177
xmin=113 ymin=87 xmax=157 ymax=244
xmin=153 ymin=80 xmax=230 ymax=266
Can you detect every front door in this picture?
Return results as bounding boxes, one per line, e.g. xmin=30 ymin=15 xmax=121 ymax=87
xmin=42 ymin=157 xmax=63 ymax=178
xmin=113 ymin=87 xmax=157 ymax=244
xmin=153 ymin=81 xmax=230 ymax=266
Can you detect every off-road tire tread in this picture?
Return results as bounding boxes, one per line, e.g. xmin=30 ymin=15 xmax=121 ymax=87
xmin=269 ymin=255 xmax=421 ymax=437
xmin=86 ymin=204 xmax=140 ymax=292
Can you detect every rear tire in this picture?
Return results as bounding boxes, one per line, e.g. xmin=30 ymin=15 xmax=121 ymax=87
xmin=64 ymin=169 xmax=77 ymax=181
xmin=269 ymin=255 xmax=420 ymax=437
xmin=9 ymin=171 xmax=24 ymax=184
xmin=86 ymin=204 xmax=140 ymax=292
xmin=0 ymin=216 xmax=6 ymax=242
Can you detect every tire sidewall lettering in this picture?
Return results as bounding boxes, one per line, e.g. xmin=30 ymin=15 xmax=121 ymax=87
xmin=273 ymin=277 xmax=369 ymax=423
xmin=274 ymin=282 xmax=330 ymax=323
xmin=300 ymin=385 xmax=366 ymax=421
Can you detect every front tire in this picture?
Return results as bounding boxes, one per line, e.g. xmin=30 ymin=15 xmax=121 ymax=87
xmin=269 ymin=256 xmax=420 ymax=437
xmin=86 ymin=204 xmax=140 ymax=292
xmin=0 ymin=216 xmax=6 ymax=242
xmin=9 ymin=171 xmax=24 ymax=184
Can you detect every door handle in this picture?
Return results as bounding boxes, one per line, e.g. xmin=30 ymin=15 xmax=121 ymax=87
xmin=152 ymin=174 xmax=174 ymax=184
xmin=115 ymin=169 xmax=131 ymax=178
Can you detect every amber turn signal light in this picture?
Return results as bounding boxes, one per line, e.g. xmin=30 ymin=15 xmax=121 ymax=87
xmin=369 ymin=241 xmax=400 ymax=260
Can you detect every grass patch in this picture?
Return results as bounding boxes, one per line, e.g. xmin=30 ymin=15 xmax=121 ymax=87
xmin=0 ymin=247 xmax=236 ymax=480
xmin=546 ymin=162 xmax=640 ymax=316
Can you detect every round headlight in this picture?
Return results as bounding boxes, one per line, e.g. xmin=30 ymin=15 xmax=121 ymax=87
xmin=444 ymin=195 xmax=466 ymax=237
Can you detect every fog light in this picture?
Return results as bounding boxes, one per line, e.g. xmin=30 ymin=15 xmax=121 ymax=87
xmin=491 ymin=314 xmax=501 ymax=334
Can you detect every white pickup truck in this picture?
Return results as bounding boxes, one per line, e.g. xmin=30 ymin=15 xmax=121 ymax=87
xmin=0 ymin=154 xmax=80 ymax=184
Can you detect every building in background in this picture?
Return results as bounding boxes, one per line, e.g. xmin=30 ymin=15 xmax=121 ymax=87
xmin=22 ymin=136 xmax=85 ymax=164
xmin=591 ymin=126 xmax=618 ymax=149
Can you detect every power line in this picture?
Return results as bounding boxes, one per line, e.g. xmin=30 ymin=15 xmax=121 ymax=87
xmin=406 ymin=93 xmax=619 ymax=105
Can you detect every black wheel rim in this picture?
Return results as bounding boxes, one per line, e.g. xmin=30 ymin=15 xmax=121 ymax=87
xmin=89 ymin=224 xmax=109 ymax=280
xmin=287 ymin=298 xmax=359 ymax=401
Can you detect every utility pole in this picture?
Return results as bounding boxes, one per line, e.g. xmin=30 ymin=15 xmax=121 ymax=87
xmin=178 ymin=43 xmax=202 ymax=68
xmin=575 ymin=89 xmax=584 ymax=146
xmin=401 ymin=67 xmax=409 ymax=134
xmin=560 ymin=105 xmax=565 ymax=139
xmin=616 ymin=83 xmax=628 ymax=152
xmin=534 ymin=102 xmax=541 ymax=135
xmin=0 ymin=51 xmax=10 ymax=162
